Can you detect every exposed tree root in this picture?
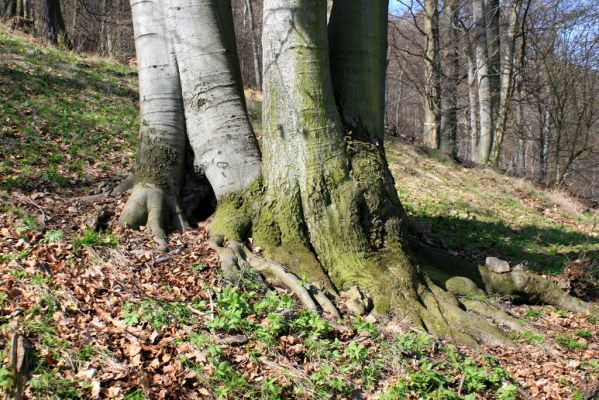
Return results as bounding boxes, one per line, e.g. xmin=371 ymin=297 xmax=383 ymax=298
xmin=206 ymin=234 xmax=598 ymax=348
xmin=119 ymin=184 xmax=187 ymax=252
xmin=208 ymin=238 xmax=340 ymax=319
xmin=411 ymin=241 xmax=599 ymax=317
xmin=111 ymin=173 xmax=135 ymax=195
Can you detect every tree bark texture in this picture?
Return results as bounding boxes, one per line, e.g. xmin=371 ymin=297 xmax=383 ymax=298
xmin=243 ymin=0 xmax=262 ymax=89
xmin=121 ymin=0 xmax=261 ymax=250
xmin=255 ymin=0 xmax=411 ymax=303
xmin=472 ymin=0 xmax=493 ymax=164
xmin=122 ymin=0 xmax=598 ymax=344
xmin=34 ymin=0 xmax=68 ymax=46
xmin=422 ymin=0 xmax=441 ymax=149
xmin=439 ymin=0 xmax=459 ymax=157
xmin=490 ymin=0 xmax=523 ymax=164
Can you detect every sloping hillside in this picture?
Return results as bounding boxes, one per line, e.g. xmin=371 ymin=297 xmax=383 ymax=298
xmin=387 ymin=143 xmax=598 ymax=275
xmin=1 ymin=28 xmax=597 ymax=400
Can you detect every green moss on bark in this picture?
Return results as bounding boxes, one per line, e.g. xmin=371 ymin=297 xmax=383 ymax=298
xmin=210 ymin=176 xmax=262 ymax=241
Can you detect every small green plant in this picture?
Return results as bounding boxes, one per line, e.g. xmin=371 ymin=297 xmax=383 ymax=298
xmin=344 ymin=341 xmax=368 ymax=362
xmin=555 ymin=335 xmax=587 ymax=350
xmin=575 ymin=329 xmax=592 ymax=339
xmin=261 ymin=377 xmax=284 ymax=400
xmin=190 ymin=263 xmax=207 ymax=273
xmin=41 ymin=229 xmax=63 ymax=243
xmin=291 ymin=310 xmax=332 ymax=340
xmin=9 ymin=268 xmax=28 ymax=280
xmin=572 ymin=391 xmax=584 ymax=400
xmin=496 ymin=383 xmax=518 ymax=400
xmin=511 ymin=330 xmax=545 ymax=345
xmin=352 ymin=316 xmax=379 ymax=338
xmin=30 ymin=272 xmax=52 ymax=286
xmin=121 ymin=300 xmax=192 ymax=330
xmin=123 ymin=388 xmax=145 ymax=400
xmin=207 ymin=286 xmax=253 ymax=333
xmin=0 ymin=291 xmax=7 ymax=308
xmin=77 ymin=345 xmax=94 ymax=361
xmin=72 ymin=229 xmax=117 ymax=252
xmin=523 ymin=308 xmax=542 ymax=320
xmin=0 ymin=365 xmax=14 ymax=392
xmin=555 ymin=309 xmax=568 ymax=318
xmin=587 ymin=316 xmax=598 ymax=324
xmin=394 ymin=332 xmax=433 ymax=356
xmin=16 ymin=215 xmax=40 ymax=236
xmin=28 ymin=370 xmax=82 ymax=399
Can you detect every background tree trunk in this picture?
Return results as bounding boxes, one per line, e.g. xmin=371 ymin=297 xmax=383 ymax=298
xmin=33 ymin=0 xmax=68 ymax=46
xmin=490 ymin=0 xmax=523 ymax=163
xmin=243 ymin=0 xmax=262 ymax=89
xmin=439 ymin=0 xmax=459 ymax=157
xmin=472 ymin=0 xmax=493 ymax=164
xmin=422 ymin=0 xmax=441 ymax=149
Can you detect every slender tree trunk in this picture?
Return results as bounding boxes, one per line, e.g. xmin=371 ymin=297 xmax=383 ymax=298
xmin=422 ymin=0 xmax=441 ymax=149
xmin=243 ymin=0 xmax=262 ymax=89
xmin=439 ymin=0 xmax=459 ymax=157
xmin=490 ymin=0 xmax=522 ymax=164
xmin=394 ymin=77 xmax=403 ymax=134
xmin=540 ymin=105 xmax=551 ymax=184
xmin=466 ymin=33 xmax=479 ymax=161
xmin=1 ymin=0 xmax=30 ymax=25
xmin=472 ymin=0 xmax=493 ymax=164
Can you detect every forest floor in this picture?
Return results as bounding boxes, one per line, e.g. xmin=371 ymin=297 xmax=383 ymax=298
xmin=1 ymin=28 xmax=598 ymax=400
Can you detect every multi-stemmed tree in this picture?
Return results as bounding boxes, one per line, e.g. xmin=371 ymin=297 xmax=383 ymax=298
xmin=121 ymin=0 xmax=597 ymax=345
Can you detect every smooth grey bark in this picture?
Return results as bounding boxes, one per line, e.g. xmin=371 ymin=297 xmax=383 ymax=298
xmin=329 ymin=0 xmax=389 ymax=145
xmin=121 ymin=0 xmax=261 ymax=249
xmin=472 ymin=0 xmax=493 ymax=164
xmin=422 ymin=0 xmax=441 ymax=149
xmin=466 ymin=32 xmax=479 ymax=161
xmin=439 ymin=0 xmax=459 ymax=157
xmin=167 ymin=0 xmax=261 ymax=200
xmin=258 ymin=0 xmax=407 ymax=298
xmin=121 ymin=0 xmax=187 ymax=249
xmin=490 ymin=0 xmax=523 ymax=164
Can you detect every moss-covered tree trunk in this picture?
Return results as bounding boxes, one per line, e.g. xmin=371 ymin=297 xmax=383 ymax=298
xmin=123 ymin=0 xmax=597 ymax=346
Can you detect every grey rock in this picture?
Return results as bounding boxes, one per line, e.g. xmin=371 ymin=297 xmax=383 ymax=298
xmin=485 ymin=257 xmax=511 ymax=273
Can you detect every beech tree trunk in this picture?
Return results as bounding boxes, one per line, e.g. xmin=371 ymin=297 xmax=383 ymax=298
xmin=422 ymin=0 xmax=441 ymax=149
xmin=490 ymin=0 xmax=523 ymax=164
xmin=122 ymin=0 xmax=598 ymax=345
xmin=121 ymin=0 xmax=261 ymax=250
xmin=439 ymin=0 xmax=459 ymax=157
xmin=34 ymin=0 xmax=68 ymax=46
xmin=243 ymin=0 xmax=262 ymax=89
xmin=472 ymin=0 xmax=493 ymax=164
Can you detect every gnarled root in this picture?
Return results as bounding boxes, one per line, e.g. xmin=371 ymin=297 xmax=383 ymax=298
xmin=209 ymin=238 xmax=340 ymax=319
xmin=386 ymin=275 xmax=516 ymax=348
xmin=119 ymin=184 xmax=187 ymax=251
xmin=479 ymin=267 xmax=599 ymax=316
